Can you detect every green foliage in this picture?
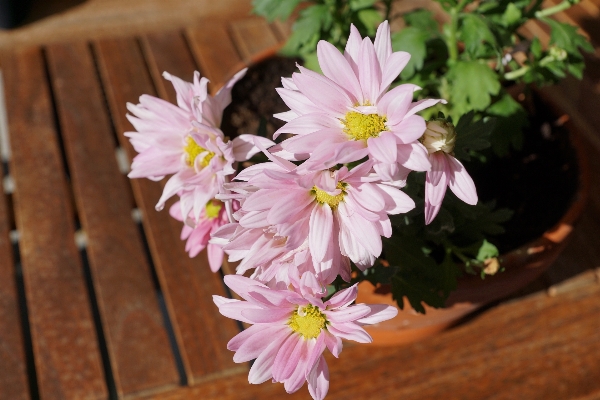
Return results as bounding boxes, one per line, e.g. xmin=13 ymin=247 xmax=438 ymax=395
xmin=250 ymin=0 xmax=592 ymax=312
xmin=453 ymin=111 xmax=495 ymax=161
xmin=252 ymin=0 xmax=305 ymax=21
xmin=448 ymin=61 xmax=500 ymax=116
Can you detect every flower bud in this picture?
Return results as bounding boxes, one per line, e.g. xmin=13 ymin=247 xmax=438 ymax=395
xmin=421 ymin=119 xmax=457 ymax=155
xmin=483 ymin=257 xmax=500 ymax=275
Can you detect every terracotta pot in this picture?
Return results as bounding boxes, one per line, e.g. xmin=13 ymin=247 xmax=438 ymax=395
xmin=356 ymin=112 xmax=590 ymax=346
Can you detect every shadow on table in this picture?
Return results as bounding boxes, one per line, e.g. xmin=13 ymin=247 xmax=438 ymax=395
xmin=0 ymin=0 xmax=87 ymax=29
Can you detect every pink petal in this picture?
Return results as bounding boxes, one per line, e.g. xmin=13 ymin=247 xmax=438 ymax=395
xmin=280 ymin=129 xmax=346 ymax=154
xmin=377 ymin=84 xmax=416 ymax=118
xmin=374 ymin=183 xmax=415 ymax=214
xmin=232 ymin=135 xmax=274 ymax=162
xmin=373 ymin=20 xmax=391 ymax=66
xmin=447 ymin=156 xmax=478 ymax=205
xmin=324 ymin=304 xmax=371 ymax=323
xmin=427 ymin=153 xmax=449 ymax=206
xmin=232 ymin=325 xmax=289 ymax=362
xmin=206 ymin=243 xmax=224 ymax=272
xmin=355 ymin=303 xmax=399 ymax=325
xmin=380 ymin=51 xmax=411 ymax=95
xmin=276 ymin=87 xmax=322 ymax=116
xmin=397 ymin=142 xmax=431 ymax=172
xmin=309 ymin=204 xmax=333 ymax=262
xmin=283 ymin=340 xmax=311 ymax=393
xmin=424 ymin=197 xmax=442 ymax=225
xmin=307 ymin=356 xmax=329 ymax=400
xmin=248 ymin=331 xmax=291 ymax=384
xmin=223 ymin=275 xmax=268 ymax=301
xmin=324 ymin=284 xmax=358 ymax=309
xmin=323 ymin=330 xmax=342 ymax=358
xmin=390 ymin=115 xmax=426 ymax=143
xmin=358 ymin=38 xmax=382 ymax=103
xmin=241 ymin=307 xmax=292 ymax=324
xmin=293 ymin=70 xmax=352 ymax=117
xmin=272 ymin=334 xmax=302 ymax=381
xmin=367 ymin=131 xmax=397 ymax=164
xmin=274 ymin=113 xmax=340 ymax=139
xmin=327 ymin=322 xmax=372 ymax=343
xmin=406 ymin=98 xmax=447 ymax=118
xmin=317 ymin=40 xmax=363 ymax=104
xmin=344 ymin=24 xmax=363 ymax=71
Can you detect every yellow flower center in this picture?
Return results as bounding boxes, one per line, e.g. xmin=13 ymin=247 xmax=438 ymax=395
xmin=205 ymin=200 xmax=222 ymax=219
xmin=342 ymin=111 xmax=388 ymax=141
xmin=312 ymin=182 xmax=346 ymax=209
xmin=288 ymin=304 xmax=327 ymax=339
xmin=184 ymin=136 xmax=214 ymax=168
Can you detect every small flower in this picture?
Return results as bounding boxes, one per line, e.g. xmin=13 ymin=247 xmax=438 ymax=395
xmin=170 ymin=199 xmax=236 ymax=272
xmin=213 ymin=276 xmax=398 ymax=400
xmin=272 ymin=21 xmax=445 ymax=182
xmin=226 ymin=153 xmax=415 ymax=280
xmin=125 ymin=69 xmax=273 ymax=220
xmin=421 ymin=119 xmax=478 ymax=224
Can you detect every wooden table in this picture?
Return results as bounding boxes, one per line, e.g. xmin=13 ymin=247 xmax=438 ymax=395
xmin=1 ymin=10 xmax=600 ymax=400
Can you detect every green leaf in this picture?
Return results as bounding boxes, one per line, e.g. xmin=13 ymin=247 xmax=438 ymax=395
xmin=349 ymin=0 xmax=377 ymax=11
xmin=476 ymin=239 xmax=499 ymax=261
xmin=252 ymin=0 xmax=304 ymax=22
xmin=453 ymin=111 xmax=495 ymax=161
xmin=391 ymin=28 xmax=429 ymax=78
xmin=279 ymin=5 xmax=328 ymax=57
xmin=486 ymin=92 xmax=527 ymax=156
xmin=384 ymin=237 xmax=458 ymax=313
xmin=404 ymin=9 xmax=438 ymax=32
xmin=544 ymin=19 xmax=594 ymax=56
xmin=357 ymin=9 xmax=383 ymax=36
xmin=460 ymin=14 xmax=497 ymax=57
xmin=448 ymin=61 xmax=501 ymax=115
xmin=501 ymin=3 xmax=522 ymax=27
xmin=531 ymin=37 xmax=542 ymax=59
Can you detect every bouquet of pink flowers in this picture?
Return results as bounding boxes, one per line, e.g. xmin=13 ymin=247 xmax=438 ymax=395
xmin=125 ymin=21 xmax=480 ymax=400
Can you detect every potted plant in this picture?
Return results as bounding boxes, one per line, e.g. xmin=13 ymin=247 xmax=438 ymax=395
xmin=122 ymin=0 xmax=591 ymax=398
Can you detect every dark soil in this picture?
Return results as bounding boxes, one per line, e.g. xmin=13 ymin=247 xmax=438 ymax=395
xmin=224 ymin=57 xmax=580 ymax=254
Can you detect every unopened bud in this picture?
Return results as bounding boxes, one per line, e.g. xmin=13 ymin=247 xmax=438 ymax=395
xmin=421 ymin=119 xmax=457 ymax=155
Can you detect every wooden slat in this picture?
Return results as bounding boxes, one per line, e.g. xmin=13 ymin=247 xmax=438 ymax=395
xmin=0 ymin=160 xmax=29 ymax=397
xmin=93 ymin=36 xmax=244 ymax=386
xmin=186 ymin=20 xmax=243 ymax=94
xmin=229 ymin=18 xmax=280 ymax=64
xmin=45 ymin=42 xmax=180 ymax=397
xmin=0 ymin=48 xmax=107 ymax=399
xmin=140 ymin=31 xmax=199 ymax=103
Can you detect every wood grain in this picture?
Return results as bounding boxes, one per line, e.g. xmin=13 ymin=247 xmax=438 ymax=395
xmin=93 ymin=36 xmax=244 ymax=386
xmin=0 ymin=47 xmax=107 ymax=400
xmin=45 ymin=41 xmax=180 ymax=397
xmin=0 ymin=167 xmax=28 ymax=399
xmin=186 ymin=20 xmax=244 ymax=94
xmin=229 ymin=18 xmax=280 ymax=65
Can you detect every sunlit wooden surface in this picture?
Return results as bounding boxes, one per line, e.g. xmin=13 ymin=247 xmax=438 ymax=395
xmin=0 ymin=1 xmax=599 ymax=399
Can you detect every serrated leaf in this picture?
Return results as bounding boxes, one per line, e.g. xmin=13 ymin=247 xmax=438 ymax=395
xmin=460 ymin=14 xmax=497 ymax=57
xmin=449 ymin=61 xmax=501 ymax=114
xmin=391 ymin=28 xmax=429 ymax=78
xmin=454 ymin=111 xmax=495 ymax=161
xmin=544 ymin=19 xmax=594 ymax=56
xmin=252 ymin=0 xmax=304 ymax=22
xmin=357 ymin=9 xmax=383 ymax=36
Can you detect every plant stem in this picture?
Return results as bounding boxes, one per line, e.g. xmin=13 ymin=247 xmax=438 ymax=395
xmin=535 ymin=0 xmax=579 ymax=18
xmin=447 ymin=0 xmax=469 ymax=64
xmin=504 ymin=65 xmax=529 ymax=80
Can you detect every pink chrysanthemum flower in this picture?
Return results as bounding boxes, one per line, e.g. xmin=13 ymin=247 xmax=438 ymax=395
xmin=213 ymin=276 xmax=398 ymax=400
xmin=272 ymin=21 xmax=445 ymax=182
xmin=227 ymin=150 xmax=415 ymax=275
xmin=421 ymin=120 xmax=478 ymax=224
xmin=170 ymin=199 xmax=237 ymax=271
xmin=125 ymin=69 xmax=273 ymax=220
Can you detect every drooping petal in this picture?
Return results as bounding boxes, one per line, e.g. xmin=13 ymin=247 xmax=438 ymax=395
xmin=307 ymin=356 xmax=329 ymax=400
xmin=355 ymin=303 xmax=399 ymax=325
xmin=447 ymin=155 xmax=478 ymax=205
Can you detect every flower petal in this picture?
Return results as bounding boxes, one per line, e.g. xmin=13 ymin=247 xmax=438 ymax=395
xmin=447 ymin=156 xmax=478 ymax=205
xmin=318 ymin=40 xmax=363 ymax=104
